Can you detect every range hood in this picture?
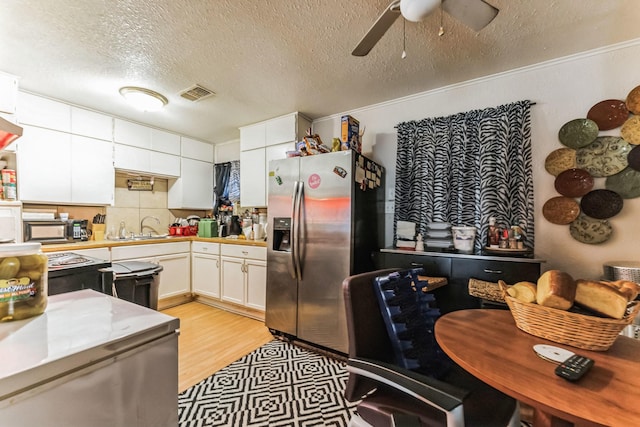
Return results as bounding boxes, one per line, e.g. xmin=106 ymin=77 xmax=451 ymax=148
xmin=0 ymin=116 xmax=23 ymax=149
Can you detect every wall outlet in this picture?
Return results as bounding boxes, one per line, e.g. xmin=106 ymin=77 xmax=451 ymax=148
xmin=385 ymin=201 xmax=395 ymax=214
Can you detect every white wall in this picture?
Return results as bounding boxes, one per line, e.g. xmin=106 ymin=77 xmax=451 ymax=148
xmin=312 ymin=39 xmax=640 ymax=281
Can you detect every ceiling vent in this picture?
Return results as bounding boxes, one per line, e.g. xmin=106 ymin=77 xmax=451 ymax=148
xmin=179 ymin=84 xmax=215 ymax=102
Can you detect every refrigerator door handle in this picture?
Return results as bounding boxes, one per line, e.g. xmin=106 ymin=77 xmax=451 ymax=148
xmin=289 ymin=180 xmax=300 ymax=280
xmin=293 ymin=181 xmax=303 ymax=280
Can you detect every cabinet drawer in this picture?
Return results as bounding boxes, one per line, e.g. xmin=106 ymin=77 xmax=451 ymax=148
xmin=192 ymin=241 xmax=220 ymax=254
xmin=451 ymin=258 xmax=540 ymax=284
xmin=112 ymin=242 xmax=191 ymax=260
xmin=380 ymin=253 xmax=451 ymax=277
xmin=221 ymin=244 xmax=266 ymax=260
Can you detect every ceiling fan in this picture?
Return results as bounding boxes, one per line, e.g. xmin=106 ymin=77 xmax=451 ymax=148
xmin=352 ymin=0 xmax=499 ymax=57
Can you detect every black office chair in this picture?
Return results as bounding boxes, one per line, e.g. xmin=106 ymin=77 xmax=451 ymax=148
xmin=342 ymin=269 xmax=520 ymax=427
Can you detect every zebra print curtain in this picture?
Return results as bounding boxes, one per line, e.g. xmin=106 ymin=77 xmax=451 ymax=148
xmin=394 ymin=100 xmax=534 ymax=252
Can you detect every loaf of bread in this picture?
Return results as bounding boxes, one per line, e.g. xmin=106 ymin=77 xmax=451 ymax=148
xmin=506 ymin=281 xmax=537 ymax=303
xmin=575 ymin=279 xmax=629 ymax=319
xmin=608 ymin=280 xmax=640 ymax=302
xmin=536 ymin=270 xmax=576 ymax=310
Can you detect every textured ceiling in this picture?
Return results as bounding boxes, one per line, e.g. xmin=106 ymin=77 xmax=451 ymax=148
xmin=1 ymin=0 xmax=640 ymax=143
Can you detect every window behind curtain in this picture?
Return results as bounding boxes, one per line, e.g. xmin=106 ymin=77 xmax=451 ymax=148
xmin=394 ymin=100 xmax=534 ymax=252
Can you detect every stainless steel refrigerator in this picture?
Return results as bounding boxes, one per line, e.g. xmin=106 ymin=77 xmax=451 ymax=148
xmin=266 ymin=150 xmax=384 ymax=354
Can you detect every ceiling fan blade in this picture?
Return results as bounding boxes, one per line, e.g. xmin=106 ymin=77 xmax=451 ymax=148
xmin=352 ymin=0 xmax=401 ymax=57
xmin=442 ymin=0 xmax=498 ymax=31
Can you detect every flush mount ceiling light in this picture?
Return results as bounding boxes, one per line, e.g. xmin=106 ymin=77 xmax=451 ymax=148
xmin=119 ymin=86 xmax=168 ymax=111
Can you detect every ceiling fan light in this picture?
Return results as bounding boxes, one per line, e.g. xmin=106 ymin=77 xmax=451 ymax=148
xmin=119 ymin=86 xmax=168 ymax=112
xmin=400 ymin=0 xmax=440 ymax=22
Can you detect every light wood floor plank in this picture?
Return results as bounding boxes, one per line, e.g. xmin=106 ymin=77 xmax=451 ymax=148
xmin=162 ymin=302 xmax=274 ymax=392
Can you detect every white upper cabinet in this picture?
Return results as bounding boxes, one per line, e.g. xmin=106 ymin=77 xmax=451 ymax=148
xmin=114 ymin=119 xmax=151 ymax=149
xmin=113 ymin=119 xmax=181 ymax=177
xmin=17 ymin=92 xmax=71 ymax=133
xmin=266 ymin=114 xmax=300 ymax=146
xmin=70 ymin=135 xmax=115 ymax=205
xmin=181 ymin=136 xmax=213 ymax=162
xmin=151 ymin=128 xmax=180 ymax=155
xmin=168 ymin=157 xmax=213 ymax=209
xmin=0 ymin=73 xmax=18 ymax=114
xmin=239 ymin=112 xmax=311 ymax=207
xmin=240 ymin=123 xmax=265 ymax=151
xmin=16 ymin=125 xmax=114 ymax=205
xmin=71 ymin=107 xmax=113 ymax=141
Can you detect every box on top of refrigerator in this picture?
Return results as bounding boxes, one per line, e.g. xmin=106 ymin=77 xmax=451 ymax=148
xmin=341 ymin=115 xmax=361 ymax=153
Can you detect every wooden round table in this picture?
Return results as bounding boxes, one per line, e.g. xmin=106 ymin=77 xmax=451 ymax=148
xmin=435 ymin=309 xmax=640 ymax=427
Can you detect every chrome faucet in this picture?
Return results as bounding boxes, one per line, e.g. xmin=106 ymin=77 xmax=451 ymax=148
xmin=140 ymin=216 xmax=161 ymax=235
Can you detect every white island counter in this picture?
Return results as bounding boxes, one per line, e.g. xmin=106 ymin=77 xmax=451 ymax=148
xmin=0 ymin=289 xmax=180 ymax=427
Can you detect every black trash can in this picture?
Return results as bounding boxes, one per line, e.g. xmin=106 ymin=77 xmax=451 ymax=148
xmin=101 ymin=261 xmax=163 ymax=310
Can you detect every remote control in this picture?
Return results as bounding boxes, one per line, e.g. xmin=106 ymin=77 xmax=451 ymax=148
xmin=555 ymin=354 xmax=594 ymax=381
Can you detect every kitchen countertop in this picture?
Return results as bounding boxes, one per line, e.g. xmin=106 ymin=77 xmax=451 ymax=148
xmin=40 ymin=236 xmax=268 ymax=252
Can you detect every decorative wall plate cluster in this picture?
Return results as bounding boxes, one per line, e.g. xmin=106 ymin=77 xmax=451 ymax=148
xmin=543 ymin=84 xmax=640 ymax=244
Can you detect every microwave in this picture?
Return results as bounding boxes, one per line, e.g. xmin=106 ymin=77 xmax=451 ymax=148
xmin=23 ymin=220 xmax=73 ymax=244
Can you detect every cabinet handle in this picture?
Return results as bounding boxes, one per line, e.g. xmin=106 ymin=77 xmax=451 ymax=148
xmin=242 ymin=250 xmax=249 ymax=255
xmin=410 ymin=262 xmax=422 ymax=267
xmin=216 ymin=259 xmax=219 ymax=268
xmin=483 ymin=269 xmax=503 ymax=274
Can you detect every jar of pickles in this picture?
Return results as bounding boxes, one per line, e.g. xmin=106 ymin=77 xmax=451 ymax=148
xmin=0 ymin=243 xmax=48 ymax=322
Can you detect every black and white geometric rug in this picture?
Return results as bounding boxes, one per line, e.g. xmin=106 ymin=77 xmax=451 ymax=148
xmin=178 ymin=340 xmax=359 ymax=426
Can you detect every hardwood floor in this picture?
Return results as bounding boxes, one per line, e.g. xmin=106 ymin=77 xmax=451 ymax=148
xmin=162 ymin=302 xmax=274 ymax=392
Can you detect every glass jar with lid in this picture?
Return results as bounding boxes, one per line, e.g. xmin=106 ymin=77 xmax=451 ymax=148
xmin=0 ymin=242 xmax=48 ymax=322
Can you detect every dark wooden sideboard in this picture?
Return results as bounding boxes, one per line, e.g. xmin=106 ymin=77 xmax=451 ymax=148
xmin=375 ymin=249 xmax=545 ymax=313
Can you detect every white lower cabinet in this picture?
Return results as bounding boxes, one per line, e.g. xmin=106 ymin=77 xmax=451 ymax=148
xmin=191 ymin=242 xmax=220 ymax=299
xmin=111 ymin=242 xmax=191 ymax=300
xmin=220 ymin=244 xmax=266 ymax=311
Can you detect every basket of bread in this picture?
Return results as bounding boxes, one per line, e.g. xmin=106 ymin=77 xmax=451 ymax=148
xmin=497 ymin=270 xmax=640 ymax=351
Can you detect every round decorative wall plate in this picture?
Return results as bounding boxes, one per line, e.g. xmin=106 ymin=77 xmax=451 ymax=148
xmin=621 ymin=115 xmax=640 ymax=145
xmin=569 ymin=213 xmax=613 ymax=244
xmin=542 ymin=196 xmax=580 ymax=225
xmin=606 ymin=167 xmax=640 ymax=199
xmin=575 ymin=136 xmax=631 ymax=177
xmin=580 ymin=189 xmax=623 ymax=219
xmin=586 ymin=99 xmax=629 ymax=130
xmin=544 ymin=148 xmax=576 ymax=176
xmin=558 ymin=119 xmax=599 ymax=149
xmin=554 ymin=168 xmax=594 ymax=197
xmin=626 ymin=85 xmax=640 ymax=115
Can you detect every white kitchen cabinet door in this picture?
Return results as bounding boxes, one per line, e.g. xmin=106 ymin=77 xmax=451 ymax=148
xmin=245 ymin=258 xmax=266 ymax=311
xmin=114 ymin=143 xmax=151 ymax=173
xmin=192 ymin=252 xmax=220 ymax=298
xmin=240 ymin=148 xmax=266 ymax=207
xmin=70 ymin=135 xmax=114 ymax=205
xmin=71 ymin=107 xmax=113 ymax=141
xmin=265 ymin=114 xmax=297 ymax=146
xmin=151 ymin=128 xmax=180 ymax=155
xmin=167 ymin=157 xmax=213 ymax=209
xmin=156 ymin=252 xmax=191 ymax=299
xmin=220 ymin=255 xmax=245 ymax=305
xmin=16 ymin=126 xmax=72 ymax=203
xmin=0 ymin=73 xmax=18 ymax=114
xmin=240 ymin=123 xmax=265 ymax=151
xmin=181 ymin=136 xmax=213 ymax=161
xmin=114 ymin=144 xmax=180 ymax=178
xmin=17 ymin=92 xmax=71 ymax=132
xmin=149 ymin=151 xmax=181 ymax=177
xmin=114 ymin=119 xmax=151 ymax=149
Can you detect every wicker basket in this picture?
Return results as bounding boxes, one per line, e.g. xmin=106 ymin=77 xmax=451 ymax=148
xmin=497 ymin=281 xmax=640 ymax=351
